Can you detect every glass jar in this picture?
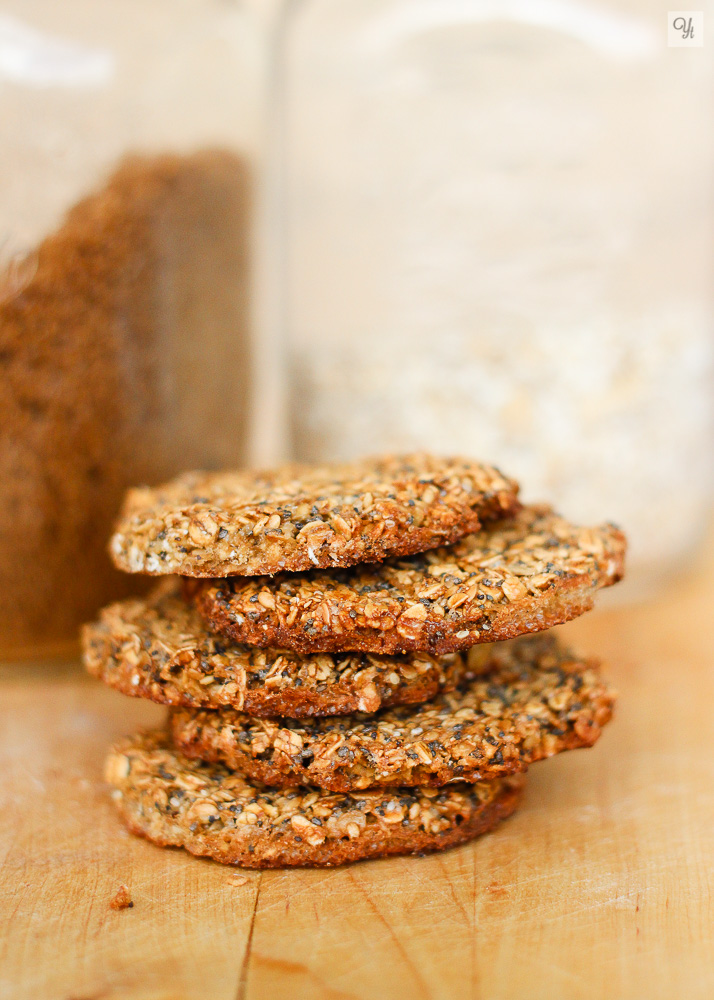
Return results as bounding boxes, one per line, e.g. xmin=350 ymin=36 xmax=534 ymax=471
xmin=0 ymin=0 xmax=264 ymax=656
xmin=278 ymin=0 xmax=714 ymax=587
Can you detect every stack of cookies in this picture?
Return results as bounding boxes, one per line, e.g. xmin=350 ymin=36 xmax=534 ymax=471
xmin=83 ymin=455 xmax=626 ymax=869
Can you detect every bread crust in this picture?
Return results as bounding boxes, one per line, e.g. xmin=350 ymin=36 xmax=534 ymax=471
xmin=192 ymin=505 xmax=626 ymax=655
xmin=169 ymin=634 xmax=615 ymax=791
xmin=109 ymin=454 xmax=519 ymax=577
xmin=82 ymin=580 xmax=467 ymax=719
xmin=105 ymin=731 xmax=523 ymax=868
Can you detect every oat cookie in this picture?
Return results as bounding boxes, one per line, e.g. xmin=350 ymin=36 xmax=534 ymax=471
xmin=170 ymin=634 xmax=615 ymax=791
xmin=192 ymin=505 xmax=626 ymax=656
xmin=82 ymin=581 xmax=466 ymax=718
xmin=109 ymin=454 xmax=519 ymax=578
xmin=105 ymin=731 xmax=523 ymax=868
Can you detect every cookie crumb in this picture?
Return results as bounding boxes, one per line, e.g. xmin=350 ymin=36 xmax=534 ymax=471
xmin=227 ymin=874 xmax=248 ymax=887
xmin=110 ymin=885 xmax=133 ymax=910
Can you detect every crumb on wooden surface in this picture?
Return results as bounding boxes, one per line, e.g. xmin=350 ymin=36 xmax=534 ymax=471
xmin=110 ymin=884 xmax=133 ymax=910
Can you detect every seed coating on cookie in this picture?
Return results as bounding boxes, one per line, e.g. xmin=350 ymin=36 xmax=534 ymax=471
xmin=192 ymin=505 xmax=626 ymax=656
xmin=109 ymin=454 xmax=519 ymax=577
xmin=105 ymin=730 xmax=524 ymax=868
xmin=82 ymin=581 xmax=467 ymax=718
xmin=169 ymin=634 xmax=615 ymax=791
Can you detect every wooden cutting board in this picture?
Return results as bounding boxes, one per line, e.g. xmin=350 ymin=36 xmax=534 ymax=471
xmin=2 ymin=538 xmax=713 ymax=1000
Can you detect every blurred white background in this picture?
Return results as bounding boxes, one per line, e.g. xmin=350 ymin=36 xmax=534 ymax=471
xmin=280 ymin=0 xmax=714 ymax=579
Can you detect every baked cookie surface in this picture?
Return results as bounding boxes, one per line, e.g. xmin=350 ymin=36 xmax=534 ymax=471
xmin=109 ymin=454 xmax=519 ymax=577
xmin=105 ymin=730 xmax=523 ymax=868
xmin=82 ymin=581 xmax=466 ymax=718
xmin=169 ymin=634 xmax=615 ymax=791
xmin=192 ymin=505 xmax=626 ymax=655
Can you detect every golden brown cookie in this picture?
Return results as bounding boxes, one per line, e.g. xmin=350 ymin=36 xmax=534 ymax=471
xmin=192 ymin=505 xmax=626 ymax=656
xmin=169 ymin=634 xmax=615 ymax=791
xmin=109 ymin=454 xmax=519 ymax=577
xmin=82 ymin=581 xmax=467 ymax=718
xmin=105 ymin=730 xmax=524 ymax=868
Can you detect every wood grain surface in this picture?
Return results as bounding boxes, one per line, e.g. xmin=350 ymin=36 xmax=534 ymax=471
xmin=1 ymin=542 xmax=713 ymax=1000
